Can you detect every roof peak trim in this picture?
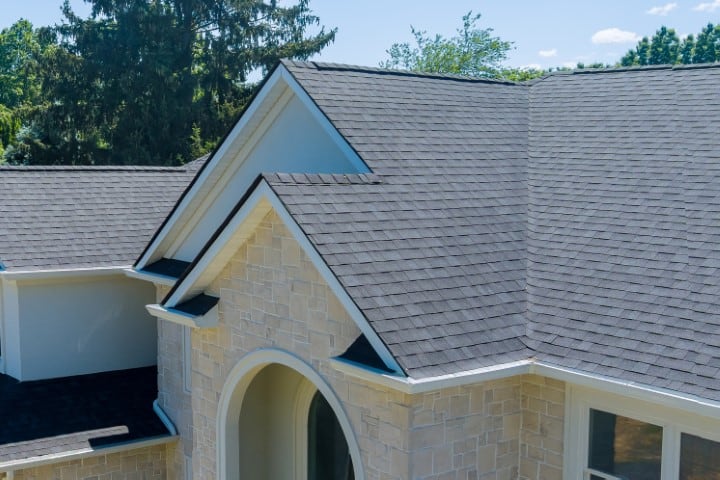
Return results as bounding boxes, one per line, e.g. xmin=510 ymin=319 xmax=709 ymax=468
xmin=162 ymin=179 xmax=404 ymax=375
xmin=282 ymin=59 xmax=520 ymax=86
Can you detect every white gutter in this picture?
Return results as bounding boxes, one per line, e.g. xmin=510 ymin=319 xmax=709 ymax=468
xmin=0 ymin=435 xmax=175 ymax=473
xmin=124 ymin=267 xmax=177 ymax=287
xmin=0 ymin=266 xmax=131 ymax=281
xmin=332 ymin=357 xmax=720 ymax=418
xmin=153 ymin=399 xmax=178 ymax=435
xmin=330 ymin=357 xmax=532 ymax=394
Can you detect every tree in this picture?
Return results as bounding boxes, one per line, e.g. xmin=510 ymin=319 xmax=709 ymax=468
xmin=0 ymin=20 xmax=51 ymax=157
xmin=680 ymin=34 xmax=695 ymax=64
xmin=649 ymin=26 xmax=680 ymax=64
xmin=621 ymin=35 xmax=652 ymax=66
xmin=380 ymin=12 xmax=512 ymax=78
xmin=619 ymin=23 xmax=719 ymax=67
xmin=693 ymin=23 xmax=720 ymax=63
xmin=10 ymin=0 xmax=336 ymax=165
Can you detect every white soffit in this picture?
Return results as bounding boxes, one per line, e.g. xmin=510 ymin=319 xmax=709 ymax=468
xmin=135 ymin=63 xmax=365 ymax=271
xmin=164 ymin=181 xmax=404 ymax=375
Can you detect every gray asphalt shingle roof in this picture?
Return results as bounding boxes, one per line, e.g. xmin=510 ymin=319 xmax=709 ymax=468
xmin=273 ymin=61 xmax=531 ymax=377
xmin=266 ymin=61 xmax=720 ymax=397
xmin=526 ymin=65 xmax=720 ymax=400
xmin=0 ymin=162 xmax=200 ymax=271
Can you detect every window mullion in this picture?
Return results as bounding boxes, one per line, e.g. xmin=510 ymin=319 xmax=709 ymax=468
xmin=661 ymin=424 xmax=680 ymax=480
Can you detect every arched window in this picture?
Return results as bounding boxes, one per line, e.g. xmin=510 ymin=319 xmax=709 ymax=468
xmin=307 ymin=390 xmax=354 ymax=480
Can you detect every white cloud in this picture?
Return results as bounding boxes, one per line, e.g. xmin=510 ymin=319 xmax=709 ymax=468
xmin=591 ymin=28 xmax=641 ymax=44
xmin=520 ymin=63 xmax=543 ymax=71
xmin=538 ymin=48 xmax=558 ymax=58
xmin=693 ymin=0 xmax=720 ymax=11
xmin=646 ymin=3 xmax=678 ymax=15
xmin=562 ymin=61 xmax=577 ymax=69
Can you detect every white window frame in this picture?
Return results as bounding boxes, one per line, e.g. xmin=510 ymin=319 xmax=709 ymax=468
xmin=565 ymin=384 xmax=720 ymax=480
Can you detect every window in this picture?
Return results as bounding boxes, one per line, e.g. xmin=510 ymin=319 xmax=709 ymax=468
xmin=587 ymin=409 xmax=662 ymax=480
xmin=307 ymin=390 xmax=354 ymax=480
xmin=679 ymin=433 xmax=720 ymax=480
xmin=567 ymin=386 xmax=720 ymax=480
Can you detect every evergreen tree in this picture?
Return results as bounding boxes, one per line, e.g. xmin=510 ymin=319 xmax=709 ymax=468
xmin=692 ymin=23 xmax=719 ymax=64
xmin=680 ymin=34 xmax=695 ymax=64
xmin=620 ymin=23 xmax=719 ymax=67
xmin=649 ymin=26 xmax=679 ymax=64
xmin=11 ymin=0 xmax=335 ymax=165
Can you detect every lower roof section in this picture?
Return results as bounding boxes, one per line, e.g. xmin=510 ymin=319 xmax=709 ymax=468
xmin=0 ymin=366 xmax=170 ymax=465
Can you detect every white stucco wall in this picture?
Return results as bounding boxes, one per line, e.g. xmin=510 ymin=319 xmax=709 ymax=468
xmin=173 ymin=94 xmax=365 ymax=262
xmin=16 ymin=274 xmax=157 ymax=380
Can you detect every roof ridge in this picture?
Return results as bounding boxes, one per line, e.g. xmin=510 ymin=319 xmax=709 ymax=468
xmin=0 ymin=165 xmax=193 ymax=172
xmin=532 ymin=61 xmax=720 ymax=81
xmin=282 ymin=59 xmax=520 ymax=86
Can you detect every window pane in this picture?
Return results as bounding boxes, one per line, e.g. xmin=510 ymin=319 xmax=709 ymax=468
xmin=680 ymin=433 xmax=720 ymax=480
xmin=588 ymin=409 xmax=662 ymax=480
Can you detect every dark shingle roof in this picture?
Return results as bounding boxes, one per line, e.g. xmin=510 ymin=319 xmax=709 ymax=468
xmin=526 ymin=65 xmax=720 ymax=400
xmin=265 ymin=62 xmax=720 ymax=399
xmin=272 ymin=61 xmax=531 ymax=377
xmin=0 ymin=367 xmax=169 ymax=464
xmin=0 ymin=163 xmax=198 ymax=271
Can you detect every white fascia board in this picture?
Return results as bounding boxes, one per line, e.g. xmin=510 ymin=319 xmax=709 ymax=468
xmin=145 ymin=303 xmax=218 ymax=329
xmin=163 ymin=184 xmax=273 ymax=307
xmin=164 ymin=180 xmax=403 ymax=374
xmin=277 ymin=67 xmax=367 ymax=173
xmin=135 ymin=63 xmax=366 ymax=271
xmin=124 ymin=267 xmax=177 ymax=287
xmin=134 ymin=66 xmax=289 ymax=271
xmin=0 ymin=266 xmax=130 ymax=281
xmin=332 ymin=357 xmax=720 ymax=417
xmin=533 ymin=362 xmax=720 ymax=420
xmin=0 ymin=435 xmax=176 ymax=473
xmin=330 ymin=357 xmax=533 ymax=395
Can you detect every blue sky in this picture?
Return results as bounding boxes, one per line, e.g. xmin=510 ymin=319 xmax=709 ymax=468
xmin=3 ymin=1 xmax=720 ymax=69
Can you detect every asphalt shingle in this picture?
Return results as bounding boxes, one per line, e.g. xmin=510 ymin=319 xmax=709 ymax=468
xmin=266 ymin=62 xmax=720 ymax=401
xmin=0 ymin=162 xmax=200 ymax=271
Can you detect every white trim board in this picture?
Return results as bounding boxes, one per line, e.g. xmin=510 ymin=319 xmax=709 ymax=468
xmin=563 ymin=383 xmax=720 ymax=480
xmin=135 ymin=63 xmax=366 ymax=271
xmin=124 ymin=268 xmax=177 ymax=287
xmin=333 ymin=357 xmax=720 ymax=418
xmin=0 ymin=266 xmax=131 ymax=281
xmin=146 ymin=303 xmax=219 ymax=329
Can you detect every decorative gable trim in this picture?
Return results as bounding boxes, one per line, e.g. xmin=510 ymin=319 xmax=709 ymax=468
xmin=159 ymin=179 xmax=403 ymax=375
xmin=134 ymin=62 xmax=366 ymax=272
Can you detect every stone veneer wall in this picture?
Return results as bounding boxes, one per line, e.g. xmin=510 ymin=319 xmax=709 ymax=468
xmin=190 ymin=210 xmax=414 ymax=478
xmin=157 ymin=209 xmax=568 ymax=479
xmin=409 ymin=379 xmax=523 ymax=480
xmin=519 ymin=375 xmax=565 ymax=480
xmin=10 ymin=444 xmax=166 ymax=480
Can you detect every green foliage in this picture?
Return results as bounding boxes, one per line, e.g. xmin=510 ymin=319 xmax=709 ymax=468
xmin=0 ymin=19 xmax=52 ymax=157
xmin=620 ymin=24 xmax=719 ymax=66
xmin=0 ymin=104 xmax=19 ymax=152
xmin=693 ymin=23 xmax=720 ymax=63
xmin=9 ymin=0 xmax=336 ymax=165
xmin=380 ymin=12 xmax=512 ymax=78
